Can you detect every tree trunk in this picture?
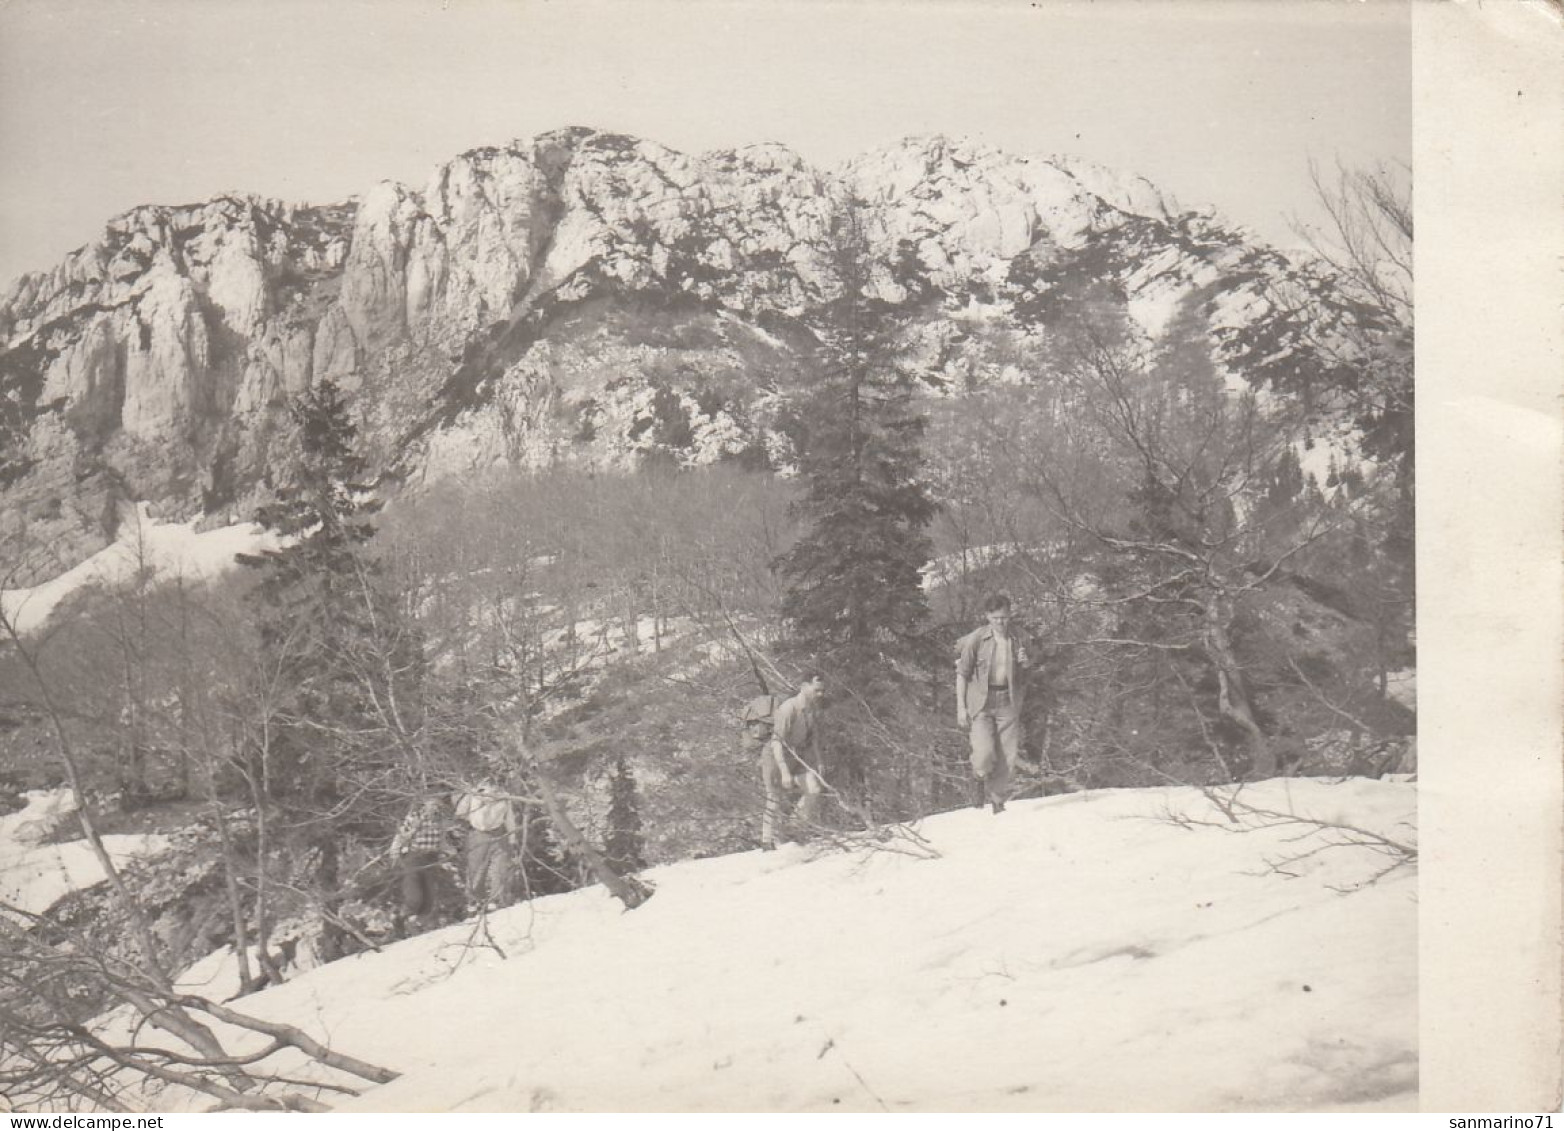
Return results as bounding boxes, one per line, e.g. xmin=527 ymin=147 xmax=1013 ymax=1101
xmin=514 ymin=741 xmax=651 ymax=911
xmin=1203 ymin=594 xmax=1275 ymax=779
xmin=314 ymin=835 xmax=346 ymax=962
xmin=211 ymin=799 xmax=257 ymax=995
xmin=112 ymin=985 xmax=253 ymax=1091
xmin=249 ymin=771 xmax=283 ymax=988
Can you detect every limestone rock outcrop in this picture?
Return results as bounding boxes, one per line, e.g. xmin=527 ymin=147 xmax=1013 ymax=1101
xmin=0 ymin=129 xmax=1346 ymax=583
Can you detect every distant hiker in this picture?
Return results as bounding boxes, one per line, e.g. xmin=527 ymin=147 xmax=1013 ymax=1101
xmin=760 ymin=672 xmax=827 ymax=849
xmin=955 ymin=593 xmax=1031 ymax=814
xmin=455 ymin=779 xmax=517 ymax=910
xmin=390 ymin=795 xmax=455 ymax=933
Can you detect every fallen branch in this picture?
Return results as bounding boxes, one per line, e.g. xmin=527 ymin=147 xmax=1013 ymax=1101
xmin=513 ymin=738 xmax=653 ymax=911
xmin=1156 ymin=783 xmax=1416 ymax=886
xmin=153 ymin=991 xmax=399 ymax=1086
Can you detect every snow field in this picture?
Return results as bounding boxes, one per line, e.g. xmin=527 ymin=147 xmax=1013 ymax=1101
xmin=120 ymin=777 xmax=1414 ymax=1113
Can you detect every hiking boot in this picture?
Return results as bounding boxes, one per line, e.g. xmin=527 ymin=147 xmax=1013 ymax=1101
xmin=991 ymin=799 xmax=1006 ymax=815
xmin=973 ymin=779 xmax=988 ymax=809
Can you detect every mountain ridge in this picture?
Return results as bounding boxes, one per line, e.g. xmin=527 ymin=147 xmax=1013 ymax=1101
xmin=0 ymin=128 xmax=1345 ymax=586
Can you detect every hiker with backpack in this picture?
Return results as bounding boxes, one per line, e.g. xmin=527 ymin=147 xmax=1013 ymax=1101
xmin=955 ymin=593 xmax=1031 ymax=814
xmin=755 ymin=672 xmax=828 ymax=850
xmin=739 ymin=690 xmax=781 ymax=765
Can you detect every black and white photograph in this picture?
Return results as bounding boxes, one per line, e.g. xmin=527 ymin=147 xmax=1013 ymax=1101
xmin=0 ymin=0 xmax=1557 ymax=1116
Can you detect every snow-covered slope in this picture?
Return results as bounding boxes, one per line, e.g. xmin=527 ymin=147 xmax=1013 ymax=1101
xmin=0 ymin=502 xmax=276 ymax=635
xmin=0 ymin=789 xmax=169 ymax=917
xmin=143 ymin=778 xmax=1416 ymax=1113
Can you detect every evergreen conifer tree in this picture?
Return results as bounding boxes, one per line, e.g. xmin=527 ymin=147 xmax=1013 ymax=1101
xmin=604 ymin=754 xmax=647 ymax=874
xmin=237 ymin=379 xmax=390 ymax=809
xmin=771 ymin=201 xmax=941 ymax=820
xmin=236 ymin=379 xmax=420 ymax=954
xmin=777 ymin=202 xmax=936 ymax=673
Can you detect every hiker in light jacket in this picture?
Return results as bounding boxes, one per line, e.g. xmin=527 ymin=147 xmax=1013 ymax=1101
xmin=455 ymin=778 xmax=517 ymax=910
xmin=955 ymin=593 xmax=1031 ymax=814
xmin=761 ymin=672 xmax=826 ymax=849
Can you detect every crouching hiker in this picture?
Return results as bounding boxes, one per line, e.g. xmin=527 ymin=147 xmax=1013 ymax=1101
xmin=760 ymin=672 xmax=827 ymax=849
xmin=390 ymin=796 xmax=455 ymax=935
xmin=455 ymin=778 xmax=518 ymax=911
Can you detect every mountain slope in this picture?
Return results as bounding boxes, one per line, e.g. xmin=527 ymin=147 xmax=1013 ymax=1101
xmin=128 ymin=778 xmax=1415 ymax=1113
xmin=0 ymin=130 xmax=1364 ymax=585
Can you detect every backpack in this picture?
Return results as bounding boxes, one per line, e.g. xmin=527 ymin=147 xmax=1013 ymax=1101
xmin=739 ymin=694 xmax=783 ymax=749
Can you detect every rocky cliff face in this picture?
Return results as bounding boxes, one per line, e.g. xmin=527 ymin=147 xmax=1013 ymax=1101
xmin=0 ymin=128 xmax=1350 ymax=583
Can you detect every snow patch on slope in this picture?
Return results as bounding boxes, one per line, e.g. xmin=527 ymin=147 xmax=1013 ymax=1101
xmin=0 ymin=503 xmax=278 ymax=635
xmin=0 ymin=789 xmax=169 ymax=918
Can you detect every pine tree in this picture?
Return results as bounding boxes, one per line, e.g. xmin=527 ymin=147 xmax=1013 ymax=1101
xmin=603 ymin=754 xmax=647 ymax=874
xmin=777 ymin=201 xmax=936 ymax=673
xmin=237 ymin=379 xmax=390 ymax=811
xmin=235 ymin=379 xmax=419 ymax=956
xmin=771 ymin=202 xmax=941 ymax=820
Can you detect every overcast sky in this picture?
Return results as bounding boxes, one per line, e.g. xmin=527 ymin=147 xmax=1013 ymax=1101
xmin=0 ymin=0 xmax=1410 ymax=287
